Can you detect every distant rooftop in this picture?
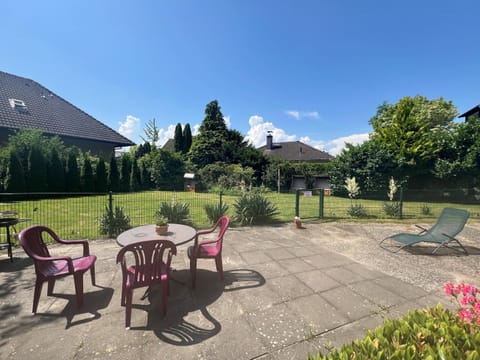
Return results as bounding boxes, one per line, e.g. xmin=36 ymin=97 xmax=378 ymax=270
xmin=0 ymin=71 xmax=135 ymax=147
xmin=258 ymin=134 xmax=333 ymax=162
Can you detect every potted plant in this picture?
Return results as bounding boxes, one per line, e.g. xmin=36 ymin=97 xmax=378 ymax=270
xmin=154 ymin=214 xmax=169 ymax=234
xmin=294 ymin=216 xmax=302 ymax=229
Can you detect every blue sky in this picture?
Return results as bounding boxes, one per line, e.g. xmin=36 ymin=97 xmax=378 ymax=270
xmin=2 ymin=1 xmax=479 ymax=155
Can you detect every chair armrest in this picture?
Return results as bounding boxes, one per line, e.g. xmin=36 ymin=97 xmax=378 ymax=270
xmin=57 ymin=238 xmax=90 ymax=256
xmin=34 ymin=255 xmax=75 ymax=273
xmin=415 ymin=224 xmax=428 ymax=234
xmin=196 ymin=226 xmax=216 ymax=236
xmin=198 ymin=238 xmax=221 ymax=247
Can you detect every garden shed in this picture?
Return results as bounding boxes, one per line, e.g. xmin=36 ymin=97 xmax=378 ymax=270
xmin=184 ymin=173 xmax=197 ymax=192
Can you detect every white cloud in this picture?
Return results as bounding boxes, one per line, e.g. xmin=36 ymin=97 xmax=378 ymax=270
xmin=321 ymin=133 xmax=370 ymax=156
xmin=245 ymin=115 xmax=296 ymax=148
xmin=157 ymin=124 xmax=176 ymax=147
xmin=285 ymin=110 xmax=300 ymax=120
xmin=245 ymin=114 xmax=369 ymax=156
xmin=223 ymin=116 xmax=231 ymax=128
xmin=303 ymin=111 xmax=319 ymax=118
xmin=192 ymin=124 xmax=200 ymax=135
xmin=118 ymin=115 xmax=141 ymax=140
xmin=285 ymin=110 xmax=320 ymax=120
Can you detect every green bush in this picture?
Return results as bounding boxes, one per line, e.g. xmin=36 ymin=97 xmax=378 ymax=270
xmin=233 ymin=192 xmax=279 ymax=225
xmin=421 ymin=203 xmax=432 ymax=216
xmin=347 ymin=203 xmax=368 ymax=218
xmin=99 ymin=205 xmax=131 ymax=237
xmin=156 ymin=200 xmax=191 ymax=224
xmin=383 ymin=202 xmax=401 ymax=217
xmin=204 ymin=202 xmax=229 ymax=224
xmin=309 ymin=304 xmax=480 ymax=360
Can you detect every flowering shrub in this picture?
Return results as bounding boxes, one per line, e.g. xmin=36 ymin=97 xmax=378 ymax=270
xmin=445 ymin=282 xmax=480 ymax=324
xmin=309 ymin=304 xmax=480 ymax=359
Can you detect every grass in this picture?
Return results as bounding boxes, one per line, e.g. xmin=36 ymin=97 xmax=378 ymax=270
xmin=1 ymin=190 xmax=479 ymax=241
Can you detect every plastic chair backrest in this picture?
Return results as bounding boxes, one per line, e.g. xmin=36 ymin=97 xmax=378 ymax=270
xmin=215 ymin=216 xmax=230 ymax=251
xmin=19 ymin=225 xmax=57 ymax=259
xmin=116 ymin=240 xmax=177 ymax=288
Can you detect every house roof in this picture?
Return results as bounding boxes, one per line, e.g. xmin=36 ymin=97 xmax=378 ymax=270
xmin=459 ymin=105 xmax=480 ymax=119
xmin=258 ymin=140 xmax=334 ymax=162
xmin=162 ymin=138 xmax=175 ymax=150
xmin=0 ymin=71 xmax=135 ymax=147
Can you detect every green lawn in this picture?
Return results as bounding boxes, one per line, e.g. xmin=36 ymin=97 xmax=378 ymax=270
xmin=1 ymin=190 xmax=479 ymax=241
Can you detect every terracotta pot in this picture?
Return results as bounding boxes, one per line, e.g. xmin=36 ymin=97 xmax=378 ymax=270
xmin=155 ymin=225 xmax=169 ymax=234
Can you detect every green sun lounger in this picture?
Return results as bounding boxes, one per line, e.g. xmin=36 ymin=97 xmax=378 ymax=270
xmin=379 ymin=207 xmax=470 ymax=254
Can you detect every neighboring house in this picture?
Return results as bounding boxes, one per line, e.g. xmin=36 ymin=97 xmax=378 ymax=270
xmin=459 ymin=105 xmax=480 ymax=122
xmin=162 ymin=138 xmax=175 ymax=151
xmin=258 ymin=133 xmax=334 ymax=190
xmin=0 ymin=71 xmax=134 ymax=158
xmin=258 ymin=133 xmax=334 ymax=163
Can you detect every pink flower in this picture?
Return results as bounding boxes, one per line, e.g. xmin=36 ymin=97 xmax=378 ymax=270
xmin=458 ymin=309 xmax=473 ymax=323
xmin=454 ymin=283 xmax=463 ymax=295
xmin=444 ymin=282 xmax=480 ymax=325
xmin=444 ymin=282 xmax=453 ymax=296
xmin=474 ymin=302 xmax=480 ymax=312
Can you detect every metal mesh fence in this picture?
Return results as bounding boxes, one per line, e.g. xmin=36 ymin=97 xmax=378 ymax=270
xmin=1 ymin=188 xmax=479 ymax=243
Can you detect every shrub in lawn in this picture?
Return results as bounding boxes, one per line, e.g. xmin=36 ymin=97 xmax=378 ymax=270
xmin=204 ymin=202 xmax=229 ymax=224
xmin=421 ymin=203 xmax=432 ymax=216
xmin=99 ymin=205 xmax=131 ymax=237
xmin=345 ymin=177 xmax=367 ymax=218
xmin=347 ymin=203 xmax=368 ymax=218
xmin=309 ymin=304 xmax=480 ymax=359
xmin=233 ymin=192 xmax=278 ymax=225
xmin=383 ymin=202 xmax=401 ymax=217
xmin=156 ymin=200 xmax=191 ymax=225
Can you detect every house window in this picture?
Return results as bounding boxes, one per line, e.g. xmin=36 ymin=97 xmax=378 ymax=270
xmin=8 ymin=98 xmax=29 ymax=113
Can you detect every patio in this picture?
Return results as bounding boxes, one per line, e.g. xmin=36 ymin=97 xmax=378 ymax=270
xmin=1 ymin=221 xmax=479 ymax=359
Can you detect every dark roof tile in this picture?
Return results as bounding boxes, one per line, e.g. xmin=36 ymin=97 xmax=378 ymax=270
xmin=258 ymin=141 xmax=334 ymax=162
xmin=0 ymin=71 xmax=135 ymax=147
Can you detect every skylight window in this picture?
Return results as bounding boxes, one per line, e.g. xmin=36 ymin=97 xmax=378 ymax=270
xmin=8 ymin=98 xmax=28 ymax=113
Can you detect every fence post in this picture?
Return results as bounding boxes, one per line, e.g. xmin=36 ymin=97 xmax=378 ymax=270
xmin=108 ymin=191 xmax=114 ymax=218
xmin=219 ymin=191 xmax=223 ymax=211
xmin=399 ymin=186 xmax=403 ymax=219
xmin=295 ymin=189 xmax=300 ymax=217
xmin=319 ymin=189 xmax=324 ymax=219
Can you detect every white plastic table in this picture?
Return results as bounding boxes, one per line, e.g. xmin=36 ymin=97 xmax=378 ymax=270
xmin=116 ymin=223 xmax=196 ymax=247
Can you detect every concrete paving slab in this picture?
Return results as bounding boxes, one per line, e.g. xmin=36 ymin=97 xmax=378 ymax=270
xmin=295 ymin=270 xmax=342 ymax=293
xmin=322 ymin=266 xmax=368 ymax=284
xmin=319 ymin=286 xmax=380 ymax=322
xmin=286 ymin=293 xmax=350 ymax=334
xmin=277 ymin=257 xmax=315 ymax=273
xmin=348 ymin=280 xmax=407 ymax=308
xmin=1 ymin=221 xmax=478 ymax=359
xmin=245 ymin=302 xmax=308 ymax=351
xmin=268 ymin=274 xmax=314 ymax=302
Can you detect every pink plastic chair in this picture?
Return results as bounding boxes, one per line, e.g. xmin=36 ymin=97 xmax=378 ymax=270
xmin=18 ymin=225 xmax=97 ymax=314
xmin=116 ymin=240 xmax=177 ymax=329
xmin=187 ymin=216 xmax=230 ymax=289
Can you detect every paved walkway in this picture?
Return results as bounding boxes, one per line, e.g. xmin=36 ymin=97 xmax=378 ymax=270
xmin=1 ymin=222 xmax=479 ymax=359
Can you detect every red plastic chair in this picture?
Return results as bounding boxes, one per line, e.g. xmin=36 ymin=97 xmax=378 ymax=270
xmin=18 ymin=225 xmax=97 ymax=314
xmin=116 ymin=240 xmax=177 ymax=329
xmin=187 ymin=215 xmax=230 ymax=289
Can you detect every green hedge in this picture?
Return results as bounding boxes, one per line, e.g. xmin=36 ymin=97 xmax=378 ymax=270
xmin=309 ymin=304 xmax=480 ymax=360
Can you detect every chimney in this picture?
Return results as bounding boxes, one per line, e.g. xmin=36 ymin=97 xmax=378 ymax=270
xmin=266 ymin=131 xmax=273 ymax=150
